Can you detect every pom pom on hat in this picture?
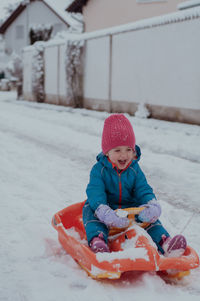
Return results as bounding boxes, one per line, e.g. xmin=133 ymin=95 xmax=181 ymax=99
xmin=101 ymin=114 xmax=136 ymax=154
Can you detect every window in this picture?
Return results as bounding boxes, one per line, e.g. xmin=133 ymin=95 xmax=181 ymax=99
xmin=16 ymin=25 xmax=24 ymax=39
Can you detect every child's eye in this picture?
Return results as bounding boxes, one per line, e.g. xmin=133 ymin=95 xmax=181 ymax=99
xmin=114 ymin=149 xmax=120 ymax=152
xmin=127 ymin=148 xmax=132 ymax=152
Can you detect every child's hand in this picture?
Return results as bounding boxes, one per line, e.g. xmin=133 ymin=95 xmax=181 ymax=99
xmin=95 ymin=204 xmax=129 ymax=228
xmin=138 ymin=200 xmax=161 ymax=223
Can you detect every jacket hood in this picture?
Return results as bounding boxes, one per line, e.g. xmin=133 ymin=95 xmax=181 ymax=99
xmin=96 ymin=144 xmax=141 ymax=168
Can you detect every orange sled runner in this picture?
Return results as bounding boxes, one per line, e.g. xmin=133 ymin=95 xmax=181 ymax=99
xmin=52 ymin=201 xmax=199 ymax=280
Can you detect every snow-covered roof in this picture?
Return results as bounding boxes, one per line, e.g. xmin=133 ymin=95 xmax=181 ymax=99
xmin=0 ymin=0 xmax=21 ymax=23
xmin=0 ymin=0 xmax=83 ymax=34
xmin=43 ymin=0 xmax=82 ymax=29
xmin=178 ymin=0 xmax=200 ymax=10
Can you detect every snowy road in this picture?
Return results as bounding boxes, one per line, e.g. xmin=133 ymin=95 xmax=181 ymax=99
xmin=0 ymin=92 xmax=200 ymax=301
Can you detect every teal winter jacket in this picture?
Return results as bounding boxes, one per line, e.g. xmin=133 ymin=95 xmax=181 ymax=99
xmin=86 ymin=145 xmax=155 ymax=212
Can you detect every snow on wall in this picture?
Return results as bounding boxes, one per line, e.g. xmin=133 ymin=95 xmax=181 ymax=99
xmin=23 ymin=36 xmax=84 ymax=107
xmin=178 ymin=0 xmax=200 ymax=10
xmin=32 ymin=42 xmax=45 ymax=102
xmin=65 ymin=38 xmax=84 ymax=107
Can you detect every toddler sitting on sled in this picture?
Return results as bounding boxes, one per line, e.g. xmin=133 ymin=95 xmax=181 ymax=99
xmin=83 ymin=114 xmax=186 ymax=257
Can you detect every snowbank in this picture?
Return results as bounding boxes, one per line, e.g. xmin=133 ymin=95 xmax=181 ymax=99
xmin=0 ymin=91 xmax=200 ymax=301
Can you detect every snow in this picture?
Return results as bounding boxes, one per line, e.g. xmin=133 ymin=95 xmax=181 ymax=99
xmin=0 ymin=91 xmax=200 ymax=300
xmin=65 ymin=227 xmax=87 ymax=245
xmin=134 ymin=103 xmax=150 ymax=119
xmin=116 ymin=208 xmax=129 ymax=218
xmin=0 ymin=0 xmax=21 ymax=22
xmin=44 ymin=0 xmax=73 ymax=11
xmin=178 ymin=0 xmax=200 ymax=10
xmin=96 ymin=225 xmax=149 ymax=263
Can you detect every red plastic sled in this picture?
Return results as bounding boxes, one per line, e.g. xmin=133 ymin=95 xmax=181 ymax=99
xmin=52 ymin=201 xmax=199 ymax=280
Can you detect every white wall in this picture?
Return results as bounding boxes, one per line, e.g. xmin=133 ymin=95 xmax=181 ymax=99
xmin=23 ymin=9 xmax=200 ymax=124
xmin=84 ymin=36 xmax=110 ymax=100
xmin=58 ymin=44 xmax=68 ymax=98
xmin=44 ymin=46 xmax=59 ymax=98
xmin=82 ymin=11 xmax=200 ymax=123
xmin=111 ymin=19 xmax=200 ymax=110
xmin=44 ymin=43 xmax=68 ymax=105
xmin=23 ymin=48 xmax=33 ymax=100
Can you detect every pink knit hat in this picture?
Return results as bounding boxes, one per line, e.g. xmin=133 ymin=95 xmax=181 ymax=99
xmin=101 ymin=114 xmax=136 ymax=154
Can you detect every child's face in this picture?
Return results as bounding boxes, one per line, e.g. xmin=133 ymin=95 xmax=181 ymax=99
xmin=107 ymin=146 xmax=135 ymax=170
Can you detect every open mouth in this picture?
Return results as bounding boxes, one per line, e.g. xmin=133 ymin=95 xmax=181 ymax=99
xmin=118 ymin=160 xmax=127 ymax=166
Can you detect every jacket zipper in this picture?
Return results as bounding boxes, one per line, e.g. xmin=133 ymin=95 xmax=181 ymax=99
xmin=118 ymin=173 xmax=122 ymax=208
xmin=114 ymin=161 xmax=132 ymax=209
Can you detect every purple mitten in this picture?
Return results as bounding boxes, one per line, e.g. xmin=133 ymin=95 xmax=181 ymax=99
xmin=138 ymin=199 xmax=161 ymax=223
xmin=95 ymin=204 xmax=129 ymax=228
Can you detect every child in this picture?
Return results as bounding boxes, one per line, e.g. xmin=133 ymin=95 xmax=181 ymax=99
xmin=83 ymin=114 xmax=186 ymax=256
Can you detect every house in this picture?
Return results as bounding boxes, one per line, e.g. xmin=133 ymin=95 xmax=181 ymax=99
xmin=67 ymin=0 xmax=190 ymax=32
xmin=0 ymin=0 xmax=83 ymax=55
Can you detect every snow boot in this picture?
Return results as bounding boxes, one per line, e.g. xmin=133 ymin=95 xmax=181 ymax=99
xmin=90 ymin=233 xmax=110 ymax=253
xmin=160 ymin=234 xmax=188 ymax=279
xmin=161 ymin=234 xmax=187 ymax=258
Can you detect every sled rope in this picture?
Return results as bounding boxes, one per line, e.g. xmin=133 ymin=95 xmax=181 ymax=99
xmin=180 ymin=212 xmax=196 ymax=234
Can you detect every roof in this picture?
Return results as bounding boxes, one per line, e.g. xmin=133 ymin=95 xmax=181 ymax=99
xmin=0 ymin=0 xmax=22 ymax=23
xmin=0 ymin=0 xmax=81 ymax=34
xmin=0 ymin=2 xmax=26 ymax=34
xmin=66 ymin=0 xmax=89 ymax=13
